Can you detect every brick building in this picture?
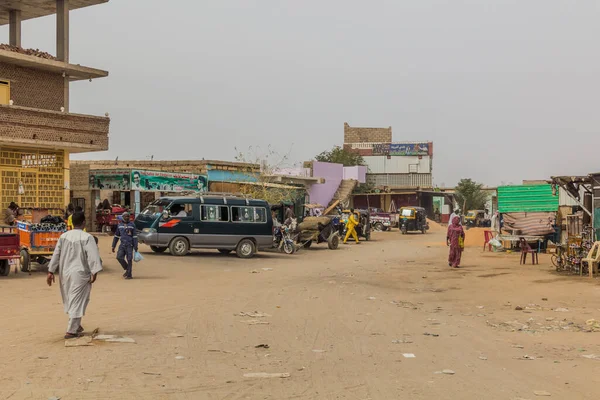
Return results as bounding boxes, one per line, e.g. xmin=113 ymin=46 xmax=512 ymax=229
xmin=0 ymin=0 xmax=110 ymax=217
xmin=343 ymin=122 xmax=433 ymax=190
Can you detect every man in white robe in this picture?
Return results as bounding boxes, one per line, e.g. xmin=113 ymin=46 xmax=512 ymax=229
xmin=47 ymin=212 xmax=103 ymax=339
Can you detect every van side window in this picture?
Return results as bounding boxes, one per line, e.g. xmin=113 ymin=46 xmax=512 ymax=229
xmin=231 ymin=206 xmax=267 ymax=223
xmin=201 ymin=205 xmax=229 ymax=222
xmin=170 ymin=202 xmax=193 ymax=218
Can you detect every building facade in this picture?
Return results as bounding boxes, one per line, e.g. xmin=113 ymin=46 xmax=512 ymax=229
xmin=0 ymin=0 xmax=110 ymax=217
xmin=343 ymin=122 xmax=433 ymax=190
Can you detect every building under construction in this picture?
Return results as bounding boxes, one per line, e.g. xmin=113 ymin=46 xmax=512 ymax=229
xmin=0 ymin=0 xmax=110 ymax=218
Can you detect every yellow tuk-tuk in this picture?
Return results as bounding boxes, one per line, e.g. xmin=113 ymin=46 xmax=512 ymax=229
xmin=464 ymin=210 xmax=486 ymax=229
xmin=399 ymin=206 xmax=429 ymax=234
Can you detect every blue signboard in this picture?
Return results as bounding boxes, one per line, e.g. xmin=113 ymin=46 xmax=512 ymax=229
xmin=372 ymin=142 xmax=430 ymax=156
xmin=389 ymin=143 xmax=429 ymax=156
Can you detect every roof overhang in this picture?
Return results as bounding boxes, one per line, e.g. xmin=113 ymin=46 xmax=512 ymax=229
xmin=0 ymin=0 xmax=108 ymax=25
xmin=0 ymin=49 xmax=108 ymax=80
xmin=265 ymin=175 xmax=325 ymax=185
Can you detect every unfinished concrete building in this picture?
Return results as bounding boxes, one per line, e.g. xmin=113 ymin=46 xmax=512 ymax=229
xmin=0 ymin=0 xmax=110 ymax=216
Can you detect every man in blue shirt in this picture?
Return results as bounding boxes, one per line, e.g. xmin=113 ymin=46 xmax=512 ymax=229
xmin=112 ymin=212 xmax=138 ymax=279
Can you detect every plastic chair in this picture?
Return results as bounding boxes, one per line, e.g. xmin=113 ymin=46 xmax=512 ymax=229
xmin=582 ymin=241 xmax=600 ymax=278
xmin=519 ymin=237 xmax=538 ymax=265
xmin=484 ymin=230 xmax=495 ymax=252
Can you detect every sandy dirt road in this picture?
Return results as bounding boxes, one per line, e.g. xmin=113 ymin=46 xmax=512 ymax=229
xmin=1 ymin=227 xmax=600 ymax=400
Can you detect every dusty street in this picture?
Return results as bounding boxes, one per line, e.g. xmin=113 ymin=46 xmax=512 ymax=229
xmin=1 ymin=226 xmax=600 ymax=400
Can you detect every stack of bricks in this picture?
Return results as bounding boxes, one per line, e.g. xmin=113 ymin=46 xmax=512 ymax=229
xmin=0 ymin=105 xmax=109 ymax=151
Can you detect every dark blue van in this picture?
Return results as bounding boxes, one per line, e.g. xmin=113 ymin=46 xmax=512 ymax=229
xmin=135 ymin=196 xmax=273 ymax=258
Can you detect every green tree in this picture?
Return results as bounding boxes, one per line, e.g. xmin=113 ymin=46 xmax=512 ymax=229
xmin=233 ymin=146 xmax=301 ymax=205
xmin=454 ymin=178 xmax=488 ymax=212
xmin=315 ymin=146 xmax=365 ymax=166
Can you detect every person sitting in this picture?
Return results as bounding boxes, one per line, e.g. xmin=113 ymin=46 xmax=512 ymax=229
xmin=172 ymin=206 xmax=187 ymax=217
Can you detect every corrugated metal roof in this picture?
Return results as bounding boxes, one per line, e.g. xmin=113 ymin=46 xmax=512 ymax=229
xmin=497 ymin=185 xmax=559 ymax=213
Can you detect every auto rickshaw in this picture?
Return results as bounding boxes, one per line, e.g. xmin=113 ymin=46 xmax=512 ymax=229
xmin=399 ymin=206 xmax=429 ymax=234
xmin=339 ymin=209 xmax=371 ymax=241
xmin=464 ymin=210 xmax=487 ymax=229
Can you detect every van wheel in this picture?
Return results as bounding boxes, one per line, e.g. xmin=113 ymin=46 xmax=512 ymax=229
xmin=169 ymin=238 xmax=189 ymax=256
xmin=0 ymin=260 xmax=10 ymax=276
xmin=374 ymin=222 xmax=384 ymax=232
xmin=20 ymin=249 xmax=30 ymax=272
xmin=150 ymin=246 xmax=167 ymax=253
xmin=218 ymin=249 xmax=232 ymax=255
xmin=236 ymin=239 xmax=256 ymax=259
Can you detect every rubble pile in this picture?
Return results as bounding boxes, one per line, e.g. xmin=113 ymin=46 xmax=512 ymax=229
xmin=0 ymin=44 xmax=56 ymax=60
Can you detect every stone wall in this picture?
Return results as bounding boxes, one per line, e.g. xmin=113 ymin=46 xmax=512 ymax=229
xmin=0 ymin=62 xmax=64 ymax=111
xmin=0 ymin=105 xmax=109 ymax=151
xmin=70 ymin=163 xmax=94 ymax=231
xmin=343 ymin=122 xmax=392 ymax=144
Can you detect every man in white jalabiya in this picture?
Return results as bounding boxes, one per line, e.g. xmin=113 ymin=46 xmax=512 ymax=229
xmin=47 ymin=212 xmax=103 ymax=339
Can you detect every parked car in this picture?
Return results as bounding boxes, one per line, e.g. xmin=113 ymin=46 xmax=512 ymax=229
xmin=135 ymin=196 xmax=273 ymax=259
xmin=369 ymin=208 xmax=395 ymax=231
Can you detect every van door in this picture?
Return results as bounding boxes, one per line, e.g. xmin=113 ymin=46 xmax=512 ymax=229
xmin=196 ymin=204 xmax=232 ymax=247
xmin=157 ymin=201 xmax=196 ymax=246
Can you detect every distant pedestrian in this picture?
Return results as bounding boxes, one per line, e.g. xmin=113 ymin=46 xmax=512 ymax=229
xmin=47 ymin=212 xmax=102 ymax=339
xmin=491 ymin=211 xmax=501 ymax=238
xmin=344 ymin=209 xmax=360 ymax=244
xmin=449 ymin=209 xmax=461 ymax=226
xmin=112 ymin=212 xmax=138 ymax=279
xmin=447 ymin=216 xmax=465 ymax=268
xmin=4 ymin=202 xmax=18 ymax=226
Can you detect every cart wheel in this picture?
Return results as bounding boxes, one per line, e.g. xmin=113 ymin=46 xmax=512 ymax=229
xmin=20 ymin=249 xmax=31 ymax=272
xmin=328 ymin=234 xmax=340 ymax=250
xmin=0 ymin=260 xmax=10 ymax=276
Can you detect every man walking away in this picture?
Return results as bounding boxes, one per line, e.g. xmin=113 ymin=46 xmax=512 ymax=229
xmin=47 ymin=212 xmax=102 ymax=339
xmin=344 ymin=209 xmax=360 ymax=244
xmin=112 ymin=212 xmax=138 ymax=279
xmin=68 ymin=206 xmax=87 ymax=231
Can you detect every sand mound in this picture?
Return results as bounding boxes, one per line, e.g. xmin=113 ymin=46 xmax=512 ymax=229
xmin=427 ymin=219 xmax=445 ymax=233
xmin=464 ymin=227 xmax=488 ymax=248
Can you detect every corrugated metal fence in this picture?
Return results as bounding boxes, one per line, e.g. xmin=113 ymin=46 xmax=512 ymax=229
xmin=497 ymin=184 xmax=559 ymax=213
xmin=367 ymin=173 xmax=432 ymax=188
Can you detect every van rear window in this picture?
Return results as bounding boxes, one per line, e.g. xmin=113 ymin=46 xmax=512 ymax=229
xmin=201 ymin=205 xmax=229 ymax=222
xmin=231 ymin=206 xmax=267 ymax=223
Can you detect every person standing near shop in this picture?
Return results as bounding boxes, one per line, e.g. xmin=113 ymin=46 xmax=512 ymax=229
xmin=4 ymin=202 xmax=18 ymax=226
xmin=112 ymin=212 xmax=138 ymax=280
xmin=491 ymin=211 xmax=501 ymax=238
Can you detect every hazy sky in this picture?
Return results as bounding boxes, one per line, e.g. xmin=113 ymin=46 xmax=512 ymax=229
xmin=2 ymin=0 xmax=599 ymax=186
